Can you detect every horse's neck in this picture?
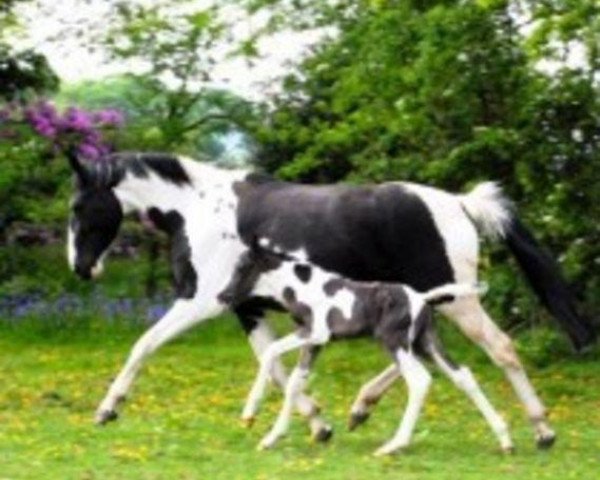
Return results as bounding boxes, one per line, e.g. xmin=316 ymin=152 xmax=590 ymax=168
xmin=180 ymin=157 xmax=249 ymax=196
xmin=114 ymin=158 xmax=249 ymax=216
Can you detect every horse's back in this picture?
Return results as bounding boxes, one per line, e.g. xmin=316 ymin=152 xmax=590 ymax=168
xmin=235 ymin=176 xmax=478 ymax=290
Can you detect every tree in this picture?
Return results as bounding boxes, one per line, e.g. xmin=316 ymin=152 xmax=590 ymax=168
xmin=94 ymin=2 xmax=257 ymax=155
xmin=0 ymin=46 xmax=59 ymax=100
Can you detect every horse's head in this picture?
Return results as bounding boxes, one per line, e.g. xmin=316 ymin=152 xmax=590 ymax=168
xmin=67 ymin=152 xmax=124 ymax=280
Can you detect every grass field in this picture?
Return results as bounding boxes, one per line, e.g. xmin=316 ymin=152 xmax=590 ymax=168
xmin=0 ymin=315 xmax=598 ymax=480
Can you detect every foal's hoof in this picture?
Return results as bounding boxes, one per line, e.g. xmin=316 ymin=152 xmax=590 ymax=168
xmin=348 ymin=411 xmax=370 ymax=431
xmin=95 ymin=409 xmax=118 ymax=425
xmin=312 ymin=425 xmax=333 ymax=443
xmin=536 ymin=433 xmax=556 ymax=450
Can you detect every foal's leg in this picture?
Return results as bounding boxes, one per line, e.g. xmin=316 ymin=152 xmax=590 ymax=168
xmin=96 ymin=299 xmax=214 ymax=424
xmin=348 ymin=364 xmax=401 ymax=430
xmin=374 ymin=349 xmax=432 ymax=456
xmin=242 ymin=332 xmax=308 ymax=424
xmin=237 ymin=312 xmax=332 ymax=441
xmin=440 ymin=297 xmax=555 ymax=448
xmin=259 ymin=345 xmax=322 ymax=450
xmin=425 ymin=332 xmax=513 ymax=452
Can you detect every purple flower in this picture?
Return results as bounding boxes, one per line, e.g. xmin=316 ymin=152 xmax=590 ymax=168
xmin=94 ymin=109 xmax=125 ymax=126
xmin=31 ymin=118 xmax=57 ymax=138
xmin=64 ymin=107 xmax=93 ymax=131
xmin=3 ymin=99 xmax=125 ymax=161
xmin=146 ymin=304 xmax=168 ymax=322
xmin=36 ymin=101 xmax=58 ymax=122
xmin=77 ymin=143 xmax=100 ymax=160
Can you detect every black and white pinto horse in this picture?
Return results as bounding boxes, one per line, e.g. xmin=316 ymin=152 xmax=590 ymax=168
xmin=67 ymin=152 xmax=595 ymax=449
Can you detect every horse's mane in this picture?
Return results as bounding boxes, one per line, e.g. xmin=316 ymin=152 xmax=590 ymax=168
xmin=82 ymin=152 xmax=190 ymax=188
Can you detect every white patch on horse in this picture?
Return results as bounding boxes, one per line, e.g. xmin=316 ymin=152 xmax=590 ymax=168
xmin=67 ymin=224 xmax=76 ymax=270
xmin=253 ymin=261 xmax=356 ymax=342
xmin=401 ymin=182 xmax=479 ymax=283
xmin=403 ymin=286 xmax=426 ymax=344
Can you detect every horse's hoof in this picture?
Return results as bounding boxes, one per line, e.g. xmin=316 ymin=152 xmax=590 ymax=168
xmin=312 ymin=425 xmax=333 ymax=443
xmin=348 ymin=411 xmax=370 ymax=431
xmin=95 ymin=409 xmax=118 ymax=425
xmin=240 ymin=416 xmax=255 ymax=428
xmin=502 ymin=445 xmax=516 ymax=455
xmin=373 ymin=443 xmax=402 ymax=457
xmin=257 ymin=436 xmax=278 ymax=451
xmin=536 ymin=433 xmax=556 ymax=450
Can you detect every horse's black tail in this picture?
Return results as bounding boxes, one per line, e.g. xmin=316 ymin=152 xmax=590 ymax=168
xmin=503 ymin=218 xmax=596 ymax=351
xmin=461 ymin=182 xmax=596 ymax=352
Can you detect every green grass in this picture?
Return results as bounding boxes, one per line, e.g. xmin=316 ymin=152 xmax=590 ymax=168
xmin=0 ymin=316 xmax=599 ymax=480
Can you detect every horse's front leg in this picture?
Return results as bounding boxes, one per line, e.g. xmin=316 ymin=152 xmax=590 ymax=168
xmin=236 ymin=307 xmax=333 ymax=442
xmin=95 ymin=297 xmax=223 ymax=424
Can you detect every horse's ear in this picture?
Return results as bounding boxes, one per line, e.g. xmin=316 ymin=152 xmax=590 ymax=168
xmin=66 ymin=147 xmax=91 ymax=186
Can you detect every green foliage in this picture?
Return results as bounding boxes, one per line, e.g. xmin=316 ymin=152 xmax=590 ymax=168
xmin=0 ymin=45 xmax=60 ymax=100
xmin=0 ymin=244 xmax=167 ymax=299
xmin=0 ymin=123 xmax=70 ymax=228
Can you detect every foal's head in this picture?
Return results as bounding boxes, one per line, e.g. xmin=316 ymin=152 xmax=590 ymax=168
xmin=67 ymin=152 xmax=124 ymax=280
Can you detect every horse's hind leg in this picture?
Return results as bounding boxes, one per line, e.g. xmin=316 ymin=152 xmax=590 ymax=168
xmin=423 ymin=329 xmax=513 ymax=452
xmin=440 ymin=297 xmax=556 ymax=449
xmin=236 ymin=309 xmax=332 ymax=442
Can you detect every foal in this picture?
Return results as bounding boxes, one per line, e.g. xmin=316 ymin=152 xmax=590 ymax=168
xmin=218 ymin=240 xmax=513 ymax=455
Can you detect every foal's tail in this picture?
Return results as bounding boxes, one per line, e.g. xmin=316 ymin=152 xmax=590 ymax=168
xmin=421 ymin=282 xmax=487 ymax=305
xmin=460 ymin=182 xmax=596 ymax=352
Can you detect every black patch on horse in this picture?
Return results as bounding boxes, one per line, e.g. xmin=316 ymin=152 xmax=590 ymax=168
xmin=108 ymin=152 xmax=190 ymax=186
xmin=234 ymin=297 xmax=284 ymax=334
xmin=323 ymin=278 xmax=345 ymax=296
xmin=372 ymin=286 xmax=413 ymax=354
xmin=283 ymin=287 xmax=296 ymax=304
xmin=127 ymin=156 xmax=149 ymax=179
xmin=71 ymin=188 xmax=123 ymax=279
xmin=294 ymin=264 xmax=312 ymax=283
xmin=143 ymin=154 xmax=191 ymax=186
xmin=234 ymin=176 xmax=455 ymax=292
xmin=147 ymin=207 xmax=197 ymax=298
xmin=281 ymin=286 xmax=313 ymax=331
